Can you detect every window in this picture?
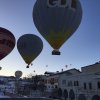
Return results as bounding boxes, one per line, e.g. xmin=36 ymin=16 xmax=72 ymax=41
xmin=48 ymin=0 xmax=55 ymax=5
xmin=70 ymin=81 xmax=73 ymax=86
xmin=62 ymin=80 xmax=66 ymax=85
xmin=71 ymin=0 xmax=77 ymax=9
xmin=55 ymin=85 xmax=58 ymax=88
xmin=48 ymin=86 xmax=50 ymax=88
xmin=51 ymin=86 xmax=54 ymax=88
xmin=89 ymin=83 xmax=92 ymax=90
xmin=74 ymin=81 xmax=76 ymax=86
xmin=97 ymin=82 xmax=100 ymax=89
xmin=68 ymin=81 xmax=72 ymax=86
xmin=74 ymin=81 xmax=79 ymax=86
xmin=84 ymin=83 xmax=87 ymax=90
xmin=55 ymin=78 xmax=58 ymax=83
xmin=45 ymin=80 xmax=47 ymax=83
xmin=50 ymin=78 xmax=54 ymax=84
xmin=68 ymin=81 xmax=70 ymax=86
xmin=61 ymin=0 xmax=66 ymax=5
xmin=76 ymin=81 xmax=79 ymax=86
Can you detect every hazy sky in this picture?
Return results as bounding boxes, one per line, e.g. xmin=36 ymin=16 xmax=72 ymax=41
xmin=0 ymin=0 xmax=100 ymax=77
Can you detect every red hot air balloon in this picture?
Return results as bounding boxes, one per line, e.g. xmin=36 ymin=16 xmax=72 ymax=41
xmin=0 ymin=27 xmax=16 ymax=60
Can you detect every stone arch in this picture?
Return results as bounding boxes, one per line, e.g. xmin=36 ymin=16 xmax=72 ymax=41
xmin=58 ymin=88 xmax=62 ymax=99
xmin=69 ymin=89 xmax=75 ymax=100
xmin=63 ymin=89 xmax=68 ymax=100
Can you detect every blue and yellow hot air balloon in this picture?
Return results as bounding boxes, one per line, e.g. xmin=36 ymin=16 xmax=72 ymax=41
xmin=17 ymin=34 xmax=43 ymax=68
xmin=0 ymin=27 xmax=16 ymax=60
xmin=33 ymin=0 xmax=82 ymax=55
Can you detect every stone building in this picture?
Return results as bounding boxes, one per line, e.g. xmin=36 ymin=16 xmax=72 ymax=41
xmin=44 ymin=62 xmax=100 ymax=100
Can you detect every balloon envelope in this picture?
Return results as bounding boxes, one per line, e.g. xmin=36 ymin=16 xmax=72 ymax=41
xmin=17 ymin=34 xmax=43 ymax=67
xmin=33 ymin=0 xmax=82 ymax=55
xmin=0 ymin=27 xmax=16 ymax=59
xmin=15 ymin=70 xmax=22 ymax=78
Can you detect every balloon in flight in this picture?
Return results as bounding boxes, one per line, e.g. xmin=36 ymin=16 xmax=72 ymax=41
xmin=33 ymin=0 xmax=82 ymax=55
xmin=15 ymin=70 xmax=22 ymax=79
xmin=0 ymin=27 xmax=16 ymax=60
xmin=17 ymin=34 xmax=43 ymax=68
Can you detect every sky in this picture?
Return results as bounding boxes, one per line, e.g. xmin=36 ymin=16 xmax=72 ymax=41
xmin=0 ymin=0 xmax=100 ymax=77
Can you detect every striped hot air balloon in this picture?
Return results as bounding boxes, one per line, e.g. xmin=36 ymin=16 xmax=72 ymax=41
xmin=0 ymin=27 xmax=16 ymax=60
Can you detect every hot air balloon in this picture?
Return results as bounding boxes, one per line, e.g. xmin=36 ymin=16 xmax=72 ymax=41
xmin=0 ymin=27 xmax=16 ymax=59
xmin=33 ymin=0 xmax=82 ymax=55
xmin=17 ymin=34 xmax=43 ymax=68
xmin=15 ymin=70 xmax=22 ymax=93
xmin=65 ymin=65 xmax=68 ymax=68
xmin=15 ymin=70 xmax=22 ymax=79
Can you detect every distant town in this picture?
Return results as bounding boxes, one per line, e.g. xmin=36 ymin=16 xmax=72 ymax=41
xmin=0 ymin=62 xmax=100 ymax=100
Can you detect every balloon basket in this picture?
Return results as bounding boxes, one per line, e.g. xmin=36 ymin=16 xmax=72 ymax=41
xmin=52 ymin=50 xmax=61 ymax=55
xmin=26 ymin=65 xmax=29 ymax=68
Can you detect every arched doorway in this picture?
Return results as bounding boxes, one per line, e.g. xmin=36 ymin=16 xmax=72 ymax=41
xmin=69 ymin=89 xmax=75 ymax=100
xmin=58 ymin=88 xmax=62 ymax=99
xmin=92 ymin=95 xmax=100 ymax=100
xmin=78 ymin=94 xmax=87 ymax=100
xmin=63 ymin=89 xmax=68 ymax=100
